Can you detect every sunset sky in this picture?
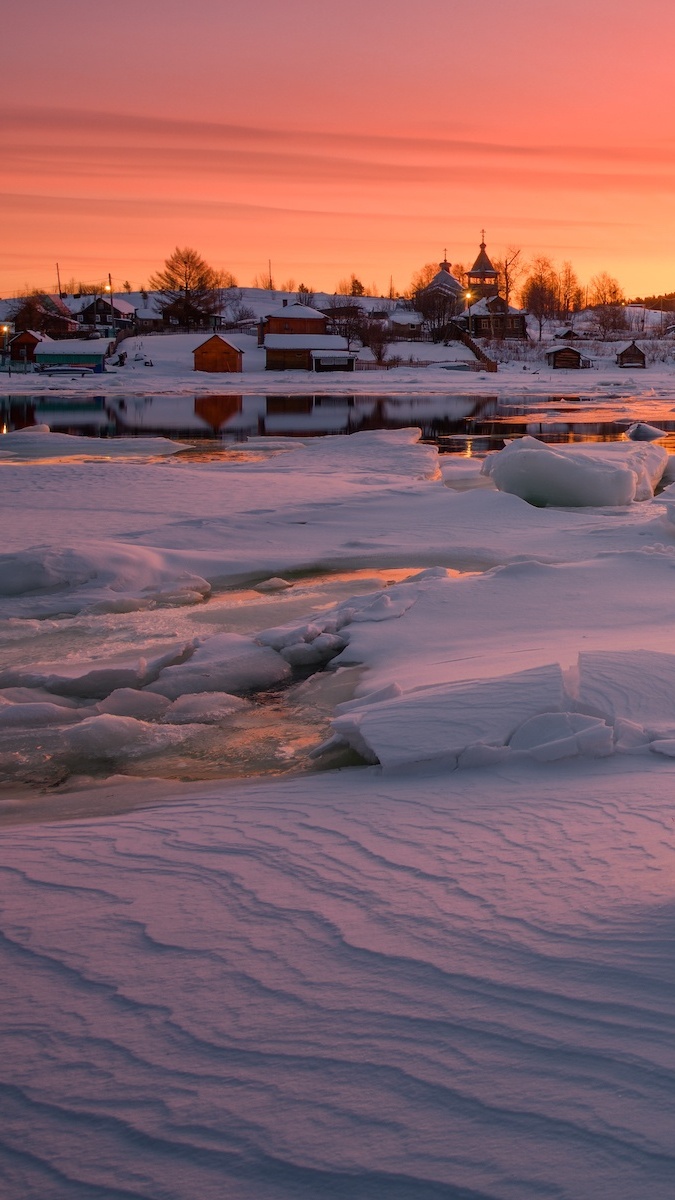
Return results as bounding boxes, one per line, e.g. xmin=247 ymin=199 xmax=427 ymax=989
xmin=3 ymin=0 xmax=675 ymax=299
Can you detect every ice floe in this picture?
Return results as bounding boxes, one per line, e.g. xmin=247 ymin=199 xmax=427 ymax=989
xmin=482 ymin=434 xmax=668 ymax=506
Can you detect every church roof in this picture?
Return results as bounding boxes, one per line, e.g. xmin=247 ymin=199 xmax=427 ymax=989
xmin=468 ymin=239 xmax=498 ymax=279
xmin=422 ymin=260 xmax=463 ymax=296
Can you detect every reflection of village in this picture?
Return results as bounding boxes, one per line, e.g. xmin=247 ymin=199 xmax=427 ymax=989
xmin=5 ymin=392 xmax=675 ymax=453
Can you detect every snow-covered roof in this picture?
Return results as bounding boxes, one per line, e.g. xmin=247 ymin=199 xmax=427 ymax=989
xmin=544 ymin=345 xmax=592 ymax=361
xmin=264 ymin=302 xmax=327 ymax=321
xmin=10 ymin=329 xmax=51 ymax=342
xmin=192 ymin=334 xmax=243 ymax=353
xmin=264 ymin=334 xmax=349 ymax=350
xmin=67 ymin=295 xmax=136 ymax=316
xmin=422 ymin=265 xmax=463 ymax=296
xmin=390 ymin=311 xmax=424 ymax=326
xmin=35 ymin=339 xmax=114 ymax=357
xmin=614 ymin=340 xmax=644 ymax=355
xmin=467 ymin=297 xmax=521 ymax=317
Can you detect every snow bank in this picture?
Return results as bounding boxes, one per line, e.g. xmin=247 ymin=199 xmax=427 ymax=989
xmin=332 ymin=663 xmax=565 ymax=766
xmin=577 ymin=649 xmax=675 ymax=735
xmin=482 ymin=435 xmax=668 ymax=506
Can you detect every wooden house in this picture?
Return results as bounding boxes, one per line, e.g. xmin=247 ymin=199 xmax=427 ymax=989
xmin=193 ymin=334 xmax=243 ymax=373
xmin=464 ymin=295 xmax=528 ymax=340
xmin=389 ymin=310 xmax=424 ymax=340
xmin=9 ymin=330 xmax=50 ymax=363
xmin=77 ymin=296 xmax=136 ymax=333
xmin=616 ymin=341 xmax=646 ymax=368
xmin=258 ymin=301 xmax=328 ymax=345
xmin=545 ymin=346 xmax=592 ymax=370
xmin=10 ymin=294 xmax=78 ymax=338
xmin=264 ymin=334 xmax=356 ymax=371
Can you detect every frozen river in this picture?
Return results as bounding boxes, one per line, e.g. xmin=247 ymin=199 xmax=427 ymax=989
xmin=2 ymin=418 xmax=675 ymax=1198
xmin=6 ymin=389 xmax=675 ymax=454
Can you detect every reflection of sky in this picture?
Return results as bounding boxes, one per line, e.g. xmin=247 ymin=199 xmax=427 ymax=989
xmin=3 ymin=2 xmax=675 ymax=295
xmin=6 ymin=391 xmax=675 ymax=453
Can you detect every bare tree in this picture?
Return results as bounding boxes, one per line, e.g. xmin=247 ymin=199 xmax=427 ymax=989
xmin=555 ymin=261 xmax=583 ymax=322
xmin=326 ymin=295 xmax=364 ymax=349
xmin=252 ymin=266 xmax=275 ymax=291
xmin=408 ymin=263 xmax=438 ymax=297
xmin=361 ymin=318 xmax=391 ymax=364
xmin=587 ymin=272 xmax=626 ymax=338
xmin=589 ymin=272 xmax=625 ymax=307
xmin=520 ymin=256 xmax=558 ymax=340
xmin=415 ymin=289 xmax=460 ymax=340
xmin=591 ymin=303 xmax=628 ymax=338
xmin=451 ymin=263 xmax=467 ymax=288
xmin=494 ymin=247 xmax=525 ymax=307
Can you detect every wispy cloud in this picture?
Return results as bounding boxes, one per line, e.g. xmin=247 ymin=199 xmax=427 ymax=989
xmin=6 ymin=106 xmax=675 ymax=174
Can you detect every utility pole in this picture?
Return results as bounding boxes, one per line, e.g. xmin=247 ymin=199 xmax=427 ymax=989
xmin=56 ymin=262 xmax=63 ymax=298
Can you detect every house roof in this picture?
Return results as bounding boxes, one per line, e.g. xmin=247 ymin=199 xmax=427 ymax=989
xmin=467 ymin=296 xmax=521 ymax=317
xmin=192 ymin=334 xmax=243 ymax=354
xmin=264 ymin=302 xmax=327 ymax=320
xmin=10 ymin=330 xmax=51 ymax=343
xmin=544 ymin=346 xmax=591 ymax=360
xmin=35 ymin=338 xmax=113 ymax=357
xmin=615 ymin=340 xmax=645 ymax=355
xmin=390 ymin=311 xmax=424 ymax=325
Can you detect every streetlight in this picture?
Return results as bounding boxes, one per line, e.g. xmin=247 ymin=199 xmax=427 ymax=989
xmin=465 ymin=292 xmax=473 ymax=337
xmin=104 ymin=274 xmax=115 ymax=335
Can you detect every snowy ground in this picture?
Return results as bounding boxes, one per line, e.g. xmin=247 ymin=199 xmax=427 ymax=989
xmin=4 ymin=330 xmax=675 ymax=401
xmin=2 ymin=422 xmax=675 ymax=1198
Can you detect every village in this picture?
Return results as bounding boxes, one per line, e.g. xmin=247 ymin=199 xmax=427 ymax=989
xmin=1 ymin=238 xmax=671 ymax=380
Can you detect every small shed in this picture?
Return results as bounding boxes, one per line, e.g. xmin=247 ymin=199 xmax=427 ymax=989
xmin=193 ymin=334 xmax=243 ymax=373
xmin=310 ymin=349 xmax=357 ymax=373
xmin=545 ymin=346 xmax=592 ymax=370
xmin=616 ymin=340 xmax=646 ymax=369
xmin=264 ymin=334 xmax=355 ymax=371
xmin=34 ymin=339 xmax=112 ymax=373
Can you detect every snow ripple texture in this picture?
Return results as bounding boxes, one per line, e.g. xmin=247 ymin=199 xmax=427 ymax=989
xmin=2 ymin=764 xmax=675 ymax=1200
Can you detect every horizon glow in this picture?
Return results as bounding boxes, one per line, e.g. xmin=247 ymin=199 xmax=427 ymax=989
xmin=3 ymin=0 xmax=675 ymax=298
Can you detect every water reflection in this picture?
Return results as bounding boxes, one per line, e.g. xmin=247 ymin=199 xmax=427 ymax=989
xmin=4 ymin=392 xmax=675 ymax=454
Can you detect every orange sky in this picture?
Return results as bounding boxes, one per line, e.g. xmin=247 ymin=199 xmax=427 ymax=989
xmin=3 ymin=0 xmax=675 ymax=299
